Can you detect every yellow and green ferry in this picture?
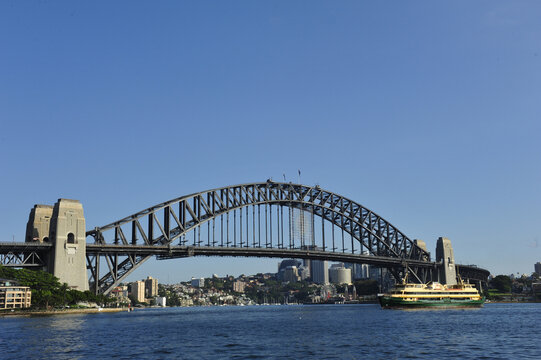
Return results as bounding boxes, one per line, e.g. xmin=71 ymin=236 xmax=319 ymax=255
xmin=378 ymin=279 xmax=484 ymax=309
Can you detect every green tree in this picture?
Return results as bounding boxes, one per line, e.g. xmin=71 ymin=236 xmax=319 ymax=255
xmin=491 ymin=275 xmax=512 ymax=293
xmin=158 ymin=284 xmax=167 ymax=297
xmin=0 ymin=265 xmax=117 ymax=309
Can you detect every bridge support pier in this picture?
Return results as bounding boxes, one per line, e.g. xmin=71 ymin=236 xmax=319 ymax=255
xmin=436 ymin=237 xmax=457 ymax=285
xmin=25 ymin=199 xmax=89 ymax=291
xmin=49 ymin=199 xmax=89 ymax=291
xmin=25 ymin=204 xmax=54 ymax=271
xmin=26 ymin=205 xmax=54 ymax=243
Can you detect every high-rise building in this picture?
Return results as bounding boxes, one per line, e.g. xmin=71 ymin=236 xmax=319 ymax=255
xmin=290 ymin=208 xmax=314 ymax=248
xmin=284 ymin=266 xmax=300 ymax=283
xmin=298 ymin=265 xmax=310 ymax=281
xmin=130 ymin=280 xmax=145 ymax=303
xmin=345 ymin=263 xmax=356 ymax=279
xmin=300 ymin=245 xmax=318 ymax=280
xmin=145 ymin=276 xmax=158 ymax=298
xmin=278 ymin=259 xmax=302 ymax=281
xmin=535 ymin=262 xmax=541 ymax=275
xmin=362 ymin=264 xmax=370 ymax=279
xmin=345 ymin=251 xmax=372 ymax=280
xmin=345 ymin=263 xmax=370 ymax=280
xmin=369 ymin=267 xmax=393 ymax=292
xmin=329 ymin=263 xmax=352 ymax=284
xmin=278 ymin=259 xmax=301 ymax=272
xmin=369 ymin=266 xmax=381 ymax=281
xmin=312 ymin=260 xmax=329 ymax=284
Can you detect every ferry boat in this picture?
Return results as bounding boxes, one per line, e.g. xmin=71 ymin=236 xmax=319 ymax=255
xmin=378 ymin=277 xmax=484 ymax=309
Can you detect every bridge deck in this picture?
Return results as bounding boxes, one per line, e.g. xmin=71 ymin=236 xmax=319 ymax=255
xmin=86 ymin=244 xmax=434 ymax=267
xmin=0 ymin=242 xmax=53 ymax=251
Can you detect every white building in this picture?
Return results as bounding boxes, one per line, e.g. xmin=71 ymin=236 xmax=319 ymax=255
xmin=155 ymin=296 xmax=166 ymax=307
xmin=329 ymin=263 xmax=352 ymax=285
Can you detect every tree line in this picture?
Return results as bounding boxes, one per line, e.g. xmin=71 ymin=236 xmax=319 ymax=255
xmin=0 ymin=266 xmax=113 ymax=309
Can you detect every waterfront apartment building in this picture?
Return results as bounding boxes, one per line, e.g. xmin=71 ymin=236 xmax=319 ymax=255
xmin=145 ymin=276 xmax=158 ymax=298
xmin=535 ymin=262 xmax=541 ymax=275
xmin=130 ymin=280 xmax=145 ymax=303
xmin=233 ymin=281 xmax=246 ymax=293
xmin=0 ymin=279 xmax=31 ymax=309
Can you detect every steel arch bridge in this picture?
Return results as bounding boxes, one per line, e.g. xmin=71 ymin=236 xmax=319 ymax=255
xmin=85 ymin=181 xmax=485 ymax=295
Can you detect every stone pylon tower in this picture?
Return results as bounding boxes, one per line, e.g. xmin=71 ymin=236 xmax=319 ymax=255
xmin=436 ymin=237 xmax=457 ymax=285
xmin=26 ymin=205 xmax=54 ymax=243
xmin=49 ymin=199 xmax=89 ymax=291
xmin=26 ymin=199 xmax=89 ymax=291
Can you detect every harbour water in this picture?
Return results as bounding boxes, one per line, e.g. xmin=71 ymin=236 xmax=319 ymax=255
xmin=1 ymin=303 xmax=540 ymax=359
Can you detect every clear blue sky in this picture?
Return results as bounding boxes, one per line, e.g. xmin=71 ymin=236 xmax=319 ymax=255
xmin=1 ymin=1 xmax=539 ymax=283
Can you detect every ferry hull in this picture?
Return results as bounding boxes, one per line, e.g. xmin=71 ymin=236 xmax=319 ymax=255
xmin=378 ymin=296 xmax=485 ymax=309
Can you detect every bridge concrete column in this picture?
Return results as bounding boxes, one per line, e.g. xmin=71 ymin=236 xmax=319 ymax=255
xmin=436 ymin=237 xmax=457 ymax=285
xmin=48 ymin=199 xmax=89 ymax=291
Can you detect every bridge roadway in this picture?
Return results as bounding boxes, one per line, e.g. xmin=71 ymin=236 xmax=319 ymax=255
xmin=0 ymin=242 xmax=52 ymax=268
xmin=87 ymin=243 xmax=433 ymax=267
xmin=89 ymin=244 xmax=489 ymax=282
xmin=0 ymin=242 xmax=52 ymax=251
xmin=0 ymin=241 xmax=489 ymax=282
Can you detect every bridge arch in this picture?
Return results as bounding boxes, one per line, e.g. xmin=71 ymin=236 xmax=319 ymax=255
xmin=86 ymin=182 xmax=433 ymax=294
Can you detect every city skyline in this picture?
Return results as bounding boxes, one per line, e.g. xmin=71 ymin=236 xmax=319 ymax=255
xmin=124 ymin=258 xmax=541 ymax=286
xmin=1 ymin=2 xmax=540 ymax=281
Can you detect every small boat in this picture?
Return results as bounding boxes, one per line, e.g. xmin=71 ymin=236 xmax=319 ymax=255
xmin=378 ymin=276 xmax=484 ymax=309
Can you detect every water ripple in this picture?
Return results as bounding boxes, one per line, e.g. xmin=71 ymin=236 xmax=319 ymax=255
xmin=1 ymin=304 xmax=541 ymax=359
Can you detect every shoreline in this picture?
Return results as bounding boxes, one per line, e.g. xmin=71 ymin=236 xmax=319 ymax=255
xmin=3 ymin=300 xmax=538 ymax=317
xmin=0 ymin=307 xmax=126 ymax=317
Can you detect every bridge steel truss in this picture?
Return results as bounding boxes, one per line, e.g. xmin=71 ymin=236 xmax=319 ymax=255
xmin=0 ymin=242 xmax=51 ymax=268
xmin=86 ymin=182 xmax=485 ymax=295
